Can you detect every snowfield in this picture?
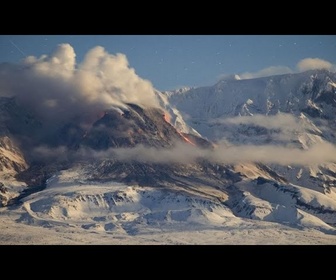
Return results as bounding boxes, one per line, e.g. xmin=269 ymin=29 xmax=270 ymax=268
xmin=1 ymin=168 xmax=336 ymax=244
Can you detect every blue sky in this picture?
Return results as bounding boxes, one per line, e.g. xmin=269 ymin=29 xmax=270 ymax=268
xmin=0 ymin=35 xmax=335 ymax=91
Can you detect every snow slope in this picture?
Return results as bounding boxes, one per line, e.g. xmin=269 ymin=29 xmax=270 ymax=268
xmin=0 ymin=136 xmax=28 ymax=206
xmin=1 ymin=167 xmax=336 ymax=244
xmin=166 ymin=70 xmax=336 ymax=141
xmin=163 ymin=69 xmax=336 ymax=236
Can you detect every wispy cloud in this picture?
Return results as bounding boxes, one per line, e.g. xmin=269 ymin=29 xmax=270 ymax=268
xmin=296 ymin=58 xmax=334 ymax=72
xmin=239 ymin=66 xmax=293 ymax=80
xmin=213 ymin=113 xmax=300 ymax=131
xmin=234 ymin=58 xmax=335 ymax=80
xmin=209 ymin=141 xmax=336 ymax=165
xmin=209 ymin=113 xmax=323 ymax=143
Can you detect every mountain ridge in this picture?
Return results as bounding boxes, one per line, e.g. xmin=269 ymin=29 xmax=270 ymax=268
xmin=1 ymin=69 xmax=336 ymax=243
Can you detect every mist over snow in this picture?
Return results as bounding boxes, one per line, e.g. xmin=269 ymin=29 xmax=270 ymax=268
xmin=212 ymin=113 xmax=301 ymax=131
xmin=31 ymin=140 xmax=336 ymax=166
xmin=0 ymin=44 xmax=161 ymax=124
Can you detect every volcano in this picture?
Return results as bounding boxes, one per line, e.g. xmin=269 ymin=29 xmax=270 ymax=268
xmin=1 ymin=69 xmax=336 ymax=244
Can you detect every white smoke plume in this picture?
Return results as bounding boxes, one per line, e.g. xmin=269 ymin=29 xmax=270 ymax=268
xmin=0 ymin=44 xmax=161 ymax=124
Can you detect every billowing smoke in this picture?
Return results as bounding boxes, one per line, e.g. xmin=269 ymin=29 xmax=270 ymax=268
xmin=2 ymin=45 xmax=335 ymax=168
xmin=0 ymin=44 xmax=161 ymax=124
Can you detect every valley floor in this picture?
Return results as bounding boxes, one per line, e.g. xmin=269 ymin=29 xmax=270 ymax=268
xmin=1 ymin=207 xmax=336 ymax=244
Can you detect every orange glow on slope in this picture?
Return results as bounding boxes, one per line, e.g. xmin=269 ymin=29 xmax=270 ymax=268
xmin=97 ymin=111 xmax=106 ymax=119
xmin=162 ymin=111 xmax=195 ymax=146
xmin=163 ymin=111 xmax=171 ymax=123
xmin=180 ymin=133 xmax=196 ymax=146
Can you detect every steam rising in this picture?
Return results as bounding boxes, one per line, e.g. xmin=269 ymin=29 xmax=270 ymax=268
xmin=0 ymin=44 xmax=160 ymax=123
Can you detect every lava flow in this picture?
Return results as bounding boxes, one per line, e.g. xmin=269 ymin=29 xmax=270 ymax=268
xmin=163 ymin=112 xmax=171 ymax=123
xmin=162 ymin=111 xmax=195 ymax=146
xmin=179 ymin=133 xmax=196 ymax=146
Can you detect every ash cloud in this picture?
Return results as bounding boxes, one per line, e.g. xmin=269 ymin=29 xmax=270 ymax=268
xmin=0 ymin=44 xmax=161 ymax=124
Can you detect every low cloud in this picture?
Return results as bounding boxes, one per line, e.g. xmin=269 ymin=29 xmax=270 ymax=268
xmin=32 ymin=140 xmax=336 ymax=166
xmin=213 ymin=113 xmax=300 ymax=131
xmin=31 ymin=145 xmax=70 ymax=163
xmin=209 ymin=113 xmax=321 ymax=143
xmin=210 ymin=141 xmax=336 ymax=165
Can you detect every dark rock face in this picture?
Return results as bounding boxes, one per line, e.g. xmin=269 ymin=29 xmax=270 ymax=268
xmin=83 ymin=104 xmax=186 ymax=150
xmin=0 ymin=96 xmax=217 ymax=189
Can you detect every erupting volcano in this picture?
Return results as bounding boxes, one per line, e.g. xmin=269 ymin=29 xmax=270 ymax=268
xmin=1 ymin=40 xmax=336 ymax=245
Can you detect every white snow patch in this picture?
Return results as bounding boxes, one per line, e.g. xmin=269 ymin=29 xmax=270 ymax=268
xmin=246 ymin=99 xmax=254 ymax=105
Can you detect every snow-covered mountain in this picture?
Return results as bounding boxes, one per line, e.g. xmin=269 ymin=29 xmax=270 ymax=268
xmin=164 ymin=69 xmax=336 ymax=230
xmin=166 ymin=69 xmax=336 ymax=139
xmin=1 ymin=69 xmax=336 ymax=244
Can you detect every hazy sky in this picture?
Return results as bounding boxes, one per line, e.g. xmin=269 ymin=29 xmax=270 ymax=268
xmin=1 ymin=35 xmax=335 ymax=91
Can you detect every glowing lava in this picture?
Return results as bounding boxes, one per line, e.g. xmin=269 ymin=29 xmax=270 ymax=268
xmin=180 ymin=133 xmax=196 ymax=146
xmin=163 ymin=112 xmax=171 ymax=124
xmin=162 ymin=111 xmax=195 ymax=146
